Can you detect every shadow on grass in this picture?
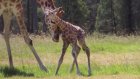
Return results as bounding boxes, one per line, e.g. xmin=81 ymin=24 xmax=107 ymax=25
xmin=81 ymin=73 xmax=92 ymax=77
xmin=0 ymin=66 xmax=34 ymax=77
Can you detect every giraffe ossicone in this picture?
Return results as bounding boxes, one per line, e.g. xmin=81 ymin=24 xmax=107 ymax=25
xmin=45 ymin=9 xmax=91 ymax=76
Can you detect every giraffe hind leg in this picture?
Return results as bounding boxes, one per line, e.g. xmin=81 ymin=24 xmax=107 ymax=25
xmin=78 ymin=37 xmax=91 ymax=75
xmin=69 ymin=44 xmax=81 ymax=73
xmin=71 ymin=41 xmax=81 ymax=76
xmin=3 ymin=10 xmax=14 ymax=68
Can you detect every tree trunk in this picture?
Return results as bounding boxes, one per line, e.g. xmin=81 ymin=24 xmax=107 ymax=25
xmin=42 ymin=14 xmax=47 ymax=32
xmin=0 ymin=16 xmax=4 ymax=33
xmin=32 ymin=0 xmax=38 ymax=34
xmin=27 ymin=0 xmax=30 ymax=33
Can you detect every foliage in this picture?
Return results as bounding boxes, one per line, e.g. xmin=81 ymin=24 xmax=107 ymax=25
xmin=95 ymin=0 xmax=112 ymax=33
xmin=54 ymin=0 xmax=89 ymax=26
xmin=2 ymin=0 xmax=140 ymax=34
xmin=95 ymin=0 xmax=140 ymax=35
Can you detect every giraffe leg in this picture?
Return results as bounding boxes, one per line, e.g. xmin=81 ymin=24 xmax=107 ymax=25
xmin=2 ymin=11 xmax=14 ymax=68
xmin=55 ymin=39 xmax=69 ymax=75
xmin=78 ymin=37 xmax=91 ymax=75
xmin=71 ymin=40 xmax=81 ymax=76
xmin=11 ymin=4 xmax=48 ymax=72
xmin=69 ymin=44 xmax=81 ymax=73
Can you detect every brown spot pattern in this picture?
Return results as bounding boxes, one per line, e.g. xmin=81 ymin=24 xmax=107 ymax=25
xmin=21 ymin=26 xmax=26 ymax=30
xmin=16 ymin=3 xmax=21 ymax=10
xmin=19 ymin=19 xmax=23 ymax=26
xmin=16 ymin=0 xmax=20 ymax=3
xmin=10 ymin=0 xmax=16 ymax=3
xmin=41 ymin=2 xmax=44 ymax=6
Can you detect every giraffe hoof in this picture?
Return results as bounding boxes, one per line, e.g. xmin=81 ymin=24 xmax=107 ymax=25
xmin=44 ymin=68 xmax=49 ymax=72
xmin=77 ymin=73 xmax=82 ymax=76
xmin=68 ymin=70 xmax=72 ymax=73
xmin=55 ymin=72 xmax=58 ymax=76
xmin=10 ymin=65 xmax=14 ymax=69
xmin=40 ymin=65 xmax=49 ymax=72
xmin=68 ymin=67 xmax=73 ymax=73
xmin=88 ymin=69 xmax=91 ymax=76
xmin=88 ymin=68 xmax=91 ymax=75
xmin=77 ymin=71 xmax=82 ymax=76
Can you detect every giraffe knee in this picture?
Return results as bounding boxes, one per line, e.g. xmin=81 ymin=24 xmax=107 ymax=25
xmin=3 ymin=32 xmax=10 ymax=41
xmin=58 ymin=58 xmax=63 ymax=65
xmin=85 ymin=47 xmax=90 ymax=56
xmin=29 ymin=39 xmax=33 ymax=46
xmin=82 ymin=46 xmax=89 ymax=51
xmin=72 ymin=52 xmax=76 ymax=58
xmin=24 ymin=36 xmax=33 ymax=46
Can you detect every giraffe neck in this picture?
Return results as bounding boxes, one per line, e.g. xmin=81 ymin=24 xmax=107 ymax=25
xmin=53 ymin=16 xmax=67 ymax=32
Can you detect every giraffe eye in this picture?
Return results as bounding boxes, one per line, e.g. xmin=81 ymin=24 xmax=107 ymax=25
xmin=51 ymin=20 xmax=55 ymax=24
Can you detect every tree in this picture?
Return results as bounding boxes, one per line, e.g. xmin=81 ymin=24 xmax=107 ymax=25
xmin=95 ymin=0 xmax=113 ymax=33
xmin=95 ymin=0 xmax=136 ymax=35
xmin=27 ymin=0 xmax=30 ymax=33
xmin=131 ymin=0 xmax=140 ymax=34
xmin=54 ymin=0 xmax=89 ymax=26
xmin=0 ymin=16 xmax=4 ymax=33
xmin=83 ymin=0 xmax=99 ymax=34
xmin=32 ymin=0 xmax=38 ymax=34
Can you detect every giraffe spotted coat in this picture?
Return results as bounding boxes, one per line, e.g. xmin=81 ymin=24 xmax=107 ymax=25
xmin=45 ymin=9 xmax=91 ymax=76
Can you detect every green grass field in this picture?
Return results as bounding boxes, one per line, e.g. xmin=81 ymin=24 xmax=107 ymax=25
xmin=0 ymin=34 xmax=140 ymax=79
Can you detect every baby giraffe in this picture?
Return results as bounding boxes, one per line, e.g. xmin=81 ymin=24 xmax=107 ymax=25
xmin=45 ymin=9 xmax=91 ymax=76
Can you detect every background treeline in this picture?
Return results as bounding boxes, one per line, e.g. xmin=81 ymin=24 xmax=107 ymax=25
xmin=0 ymin=0 xmax=140 ymax=35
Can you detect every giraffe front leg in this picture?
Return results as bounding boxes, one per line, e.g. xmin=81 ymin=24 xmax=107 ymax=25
xmin=55 ymin=39 xmax=69 ymax=75
xmin=12 ymin=5 xmax=48 ymax=72
xmin=71 ymin=40 xmax=81 ymax=76
xmin=3 ymin=11 xmax=14 ymax=68
xmin=18 ymin=20 xmax=48 ymax=72
xmin=69 ymin=45 xmax=81 ymax=73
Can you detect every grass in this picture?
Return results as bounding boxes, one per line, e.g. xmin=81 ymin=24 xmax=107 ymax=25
xmin=0 ymin=34 xmax=140 ymax=78
xmin=0 ymin=63 xmax=140 ymax=77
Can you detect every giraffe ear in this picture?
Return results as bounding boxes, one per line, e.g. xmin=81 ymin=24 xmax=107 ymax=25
xmin=53 ymin=7 xmax=62 ymax=13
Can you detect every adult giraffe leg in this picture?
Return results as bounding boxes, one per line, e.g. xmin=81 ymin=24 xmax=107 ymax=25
xmin=3 ymin=10 xmax=14 ymax=68
xmin=12 ymin=4 xmax=48 ymax=72
xmin=55 ymin=39 xmax=69 ymax=75
xmin=71 ymin=40 xmax=81 ymax=76
xmin=69 ymin=45 xmax=81 ymax=73
xmin=78 ymin=36 xmax=91 ymax=75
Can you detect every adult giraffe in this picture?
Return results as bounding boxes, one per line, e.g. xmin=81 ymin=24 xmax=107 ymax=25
xmin=0 ymin=0 xmax=63 ymax=72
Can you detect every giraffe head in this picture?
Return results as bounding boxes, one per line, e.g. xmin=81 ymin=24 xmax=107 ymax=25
xmin=45 ymin=7 xmax=64 ymax=42
xmin=46 ymin=8 xmax=59 ymax=21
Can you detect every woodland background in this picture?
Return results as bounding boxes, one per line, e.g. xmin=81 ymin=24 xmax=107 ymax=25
xmin=0 ymin=0 xmax=140 ymax=35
